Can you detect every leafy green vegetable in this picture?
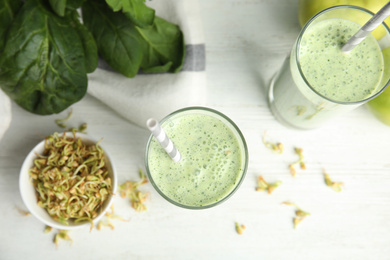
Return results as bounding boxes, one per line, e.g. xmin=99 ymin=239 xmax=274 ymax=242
xmin=82 ymin=0 xmax=143 ymax=78
xmin=82 ymin=0 xmax=185 ymax=76
xmin=0 ymin=0 xmax=185 ymax=115
xmin=49 ymin=0 xmax=86 ymax=16
xmin=66 ymin=0 xmax=87 ymax=10
xmin=49 ymin=0 xmax=67 ymax=16
xmin=105 ymin=0 xmax=155 ymax=28
xmin=0 ymin=0 xmax=88 ymax=114
xmin=69 ymin=10 xmax=98 ymax=73
xmin=137 ymin=16 xmax=185 ymax=73
xmin=0 ymin=0 xmax=22 ymax=51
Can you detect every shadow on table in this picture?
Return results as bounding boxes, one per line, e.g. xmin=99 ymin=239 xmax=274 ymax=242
xmin=237 ymin=1 xmax=301 ymax=103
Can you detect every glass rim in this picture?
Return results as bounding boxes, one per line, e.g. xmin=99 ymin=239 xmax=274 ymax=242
xmin=144 ymin=106 xmax=249 ymax=210
xmin=295 ymin=5 xmax=390 ymax=105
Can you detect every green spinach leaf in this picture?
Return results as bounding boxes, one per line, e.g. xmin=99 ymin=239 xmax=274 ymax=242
xmin=49 ymin=0 xmax=66 ymax=16
xmin=69 ymin=10 xmax=98 ymax=73
xmin=49 ymin=0 xmax=86 ymax=16
xmin=137 ymin=16 xmax=185 ymax=73
xmin=0 ymin=0 xmax=88 ymax=115
xmin=105 ymin=0 xmax=155 ymax=28
xmin=0 ymin=0 xmax=22 ymax=51
xmin=82 ymin=0 xmax=142 ymax=78
xmin=65 ymin=0 xmax=87 ymax=10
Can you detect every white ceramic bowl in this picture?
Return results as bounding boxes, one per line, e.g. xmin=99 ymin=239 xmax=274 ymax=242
xmin=19 ymin=132 xmax=117 ymax=230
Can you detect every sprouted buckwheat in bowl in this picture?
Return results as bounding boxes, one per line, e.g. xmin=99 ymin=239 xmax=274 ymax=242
xmin=19 ymin=131 xmax=117 ymax=230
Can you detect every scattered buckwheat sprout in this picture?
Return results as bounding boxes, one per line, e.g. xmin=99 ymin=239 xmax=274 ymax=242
xmin=323 ymin=169 xmax=344 ymax=192
xmin=55 ymin=109 xmax=73 ymax=129
xmin=119 ymin=168 xmax=149 ymax=212
xmin=44 ymin=226 xmax=53 ymax=234
xmin=289 ymin=147 xmax=306 ymax=177
xmin=262 ymin=131 xmax=283 ymax=154
xmin=78 ymin=123 xmax=88 ymax=133
xmin=43 ymin=225 xmax=72 ymax=247
xmin=97 ymin=204 xmax=128 ymax=230
xmin=282 ymin=201 xmax=310 ymax=229
xmin=256 ymin=175 xmax=282 ymax=194
xmin=16 ymin=207 xmax=31 ymax=216
xmin=53 ymin=230 xmax=73 ymax=247
xmin=235 ymin=222 xmax=246 ymax=235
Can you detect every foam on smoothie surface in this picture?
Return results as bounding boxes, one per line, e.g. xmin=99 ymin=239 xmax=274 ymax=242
xmin=299 ymin=18 xmax=384 ymax=102
xmin=148 ymin=113 xmax=244 ymax=207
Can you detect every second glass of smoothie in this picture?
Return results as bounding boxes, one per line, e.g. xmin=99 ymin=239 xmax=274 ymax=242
xmin=145 ymin=107 xmax=248 ymax=209
xmin=268 ymin=5 xmax=390 ymax=129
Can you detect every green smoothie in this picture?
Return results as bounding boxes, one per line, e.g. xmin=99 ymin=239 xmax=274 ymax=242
xmin=269 ymin=14 xmax=386 ymax=129
xmin=145 ymin=108 xmax=247 ymax=209
xmin=299 ymin=19 xmax=384 ymax=102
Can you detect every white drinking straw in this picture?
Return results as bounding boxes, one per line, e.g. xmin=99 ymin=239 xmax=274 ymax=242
xmin=342 ymin=1 xmax=390 ymax=53
xmin=146 ymin=118 xmax=181 ymax=162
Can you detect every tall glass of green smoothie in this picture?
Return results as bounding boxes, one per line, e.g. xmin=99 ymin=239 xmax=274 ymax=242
xmin=268 ymin=5 xmax=390 ymax=129
xmin=145 ymin=107 xmax=248 ymax=209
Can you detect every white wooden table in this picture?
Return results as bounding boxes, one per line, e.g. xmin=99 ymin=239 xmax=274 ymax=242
xmin=1 ymin=0 xmax=390 ymax=259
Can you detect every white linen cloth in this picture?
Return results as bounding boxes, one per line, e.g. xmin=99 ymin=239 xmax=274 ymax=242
xmin=0 ymin=90 xmax=11 ymax=142
xmin=87 ymin=0 xmax=207 ymax=127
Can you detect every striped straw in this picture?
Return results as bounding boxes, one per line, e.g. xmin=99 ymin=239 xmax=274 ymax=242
xmin=146 ymin=118 xmax=181 ymax=162
xmin=342 ymin=1 xmax=390 ymax=53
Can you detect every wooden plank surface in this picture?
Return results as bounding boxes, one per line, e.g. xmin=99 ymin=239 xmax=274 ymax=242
xmin=1 ymin=0 xmax=390 ymax=259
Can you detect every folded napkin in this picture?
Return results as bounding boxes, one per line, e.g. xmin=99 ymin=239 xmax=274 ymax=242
xmin=87 ymin=0 xmax=207 ymax=128
xmin=0 ymin=90 xmax=11 ymax=142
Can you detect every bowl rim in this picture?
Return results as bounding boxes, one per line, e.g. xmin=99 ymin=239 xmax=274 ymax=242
xmin=19 ymin=132 xmax=117 ymax=230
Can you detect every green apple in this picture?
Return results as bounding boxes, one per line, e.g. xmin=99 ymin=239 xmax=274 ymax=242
xmin=367 ymin=48 xmax=390 ymax=126
xmin=298 ymin=0 xmax=390 ymax=39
